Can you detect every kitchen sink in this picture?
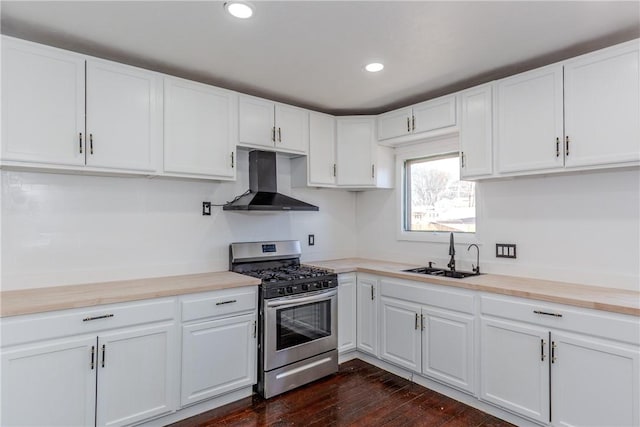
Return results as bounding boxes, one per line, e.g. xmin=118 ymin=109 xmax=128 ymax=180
xmin=403 ymin=267 xmax=480 ymax=279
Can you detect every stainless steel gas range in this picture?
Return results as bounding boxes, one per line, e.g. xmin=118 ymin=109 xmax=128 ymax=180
xmin=229 ymin=240 xmax=338 ymax=398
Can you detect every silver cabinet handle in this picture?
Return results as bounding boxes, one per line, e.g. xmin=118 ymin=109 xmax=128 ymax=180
xmin=253 ymin=320 xmax=257 ymax=338
xmin=101 ymin=344 xmax=106 ymax=368
xmin=271 ymin=127 xmax=276 ymax=142
xmin=79 ymin=132 xmax=83 ymax=154
xmin=421 ymin=314 xmax=425 ymax=331
xmin=551 ymin=341 xmax=557 ymax=363
xmin=541 ymin=339 xmax=546 ymax=361
xmin=461 ymin=152 xmax=465 ymax=168
xmin=406 ymin=117 xmax=411 ymax=132
xmin=565 ymin=135 xmax=570 ymax=156
xmin=231 ymin=152 xmax=234 ymax=168
xmin=370 ymin=286 xmax=374 ymax=300
xmin=412 ymin=115 xmax=415 ymax=131
xmin=89 ymin=133 xmax=94 ymax=155
xmin=266 ymin=289 xmax=337 ymax=308
xmin=333 ymin=163 xmax=337 ymax=177
xmin=278 ymin=127 xmax=282 ymax=142
xmin=83 ymin=314 xmax=114 ymax=322
xmin=556 ymin=137 xmax=560 ymax=158
xmin=371 ymin=164 xmax=375 ymax=179
xmin=414 ymin=313 xmax=419 ymax=330
xmin=90 ymin=346 xmax=95 ymax=370
xmin=216 ymin=299 xmax=237 ymax=306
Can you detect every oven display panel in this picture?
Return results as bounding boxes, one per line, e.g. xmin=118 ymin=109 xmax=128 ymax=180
xmin=262 ymin=244 xmax=277 ymax=253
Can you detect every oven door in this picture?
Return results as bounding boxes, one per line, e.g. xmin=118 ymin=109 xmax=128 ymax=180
xmin=264 ymin=288 xmax=337 ymax=371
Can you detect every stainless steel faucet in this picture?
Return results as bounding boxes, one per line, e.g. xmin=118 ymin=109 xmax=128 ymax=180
xmin=468 ymin=244 xmax=480 ymax=274
xmin=447 ymin=232 xmax=456 ymax=272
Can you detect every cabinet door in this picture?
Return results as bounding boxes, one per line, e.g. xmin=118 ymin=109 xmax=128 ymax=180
xmin=238 ymin=95 xmax=275 ymax=148
xmin=564 ymin=41 xmax=640 ymax=168
xmin=460 ymin=84 xmax=493 ymax=179
xmin=422 ymin=307 xmax=474 ymax=393
xmin=181 ymin=313 xmax=256 ymax=406
xmin=380 ymin=297 xmax=421 ymax=372
xmin=275 ymin=104 xmax=308 ymax=153
xmin=377 ymin=107 xmax=412 ymax=141
xmin=356 ymin=275 xmax=378 ymax=355
xmin=1 ymin=37 xmax=85 ymax=166
xmin=1 ymin=336 xmax=96 ymax=427
xmin=338 ymin=273 xmax=357 ymax=353
xmin=480 ymin=318 xmax=550 ymax=424
xmin=308 ymin=111 xmax=337 ymax=186
xmin=412 ymin=95 xmax=456 ymax=135
xmin=336 ymin=117 xmax=375 ymax=186
xmin=86 ymin=59 xmax=160 ymax=172
xmin=496 ymin=65 xmax=564 ymax=174
xmin=96 ymin=322 xmax=177 ymax=427
xmin=551 ymin=332 xmax=639 ymax=427
xmin=164 ymin=77 xmax=237 ymax=179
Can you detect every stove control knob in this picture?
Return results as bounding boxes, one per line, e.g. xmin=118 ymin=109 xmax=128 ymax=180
xmin=302 ymin=284 xmax=309 ymax=291
xmin=322 ymin=281 xmax=329 ymax=288
xmin=315 ymin=283 xmax=322 ymax=289
xmin=277 ymin=288 xmax=285 ymax=295
xmin=286 ymin=286 xmax=293 ymax=294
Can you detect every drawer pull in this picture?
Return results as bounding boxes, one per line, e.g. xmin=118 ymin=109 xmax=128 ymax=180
xmin=533 ymin=310 xmax=562 ymax=318
xmin=83 ymin=314 xmax=114 ymax=322
xmin=216 ymin=299 xmax=237 ymax=306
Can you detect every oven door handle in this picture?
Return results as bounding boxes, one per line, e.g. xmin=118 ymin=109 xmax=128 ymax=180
xmin=266 ymin=289 xmax=337 ymax=308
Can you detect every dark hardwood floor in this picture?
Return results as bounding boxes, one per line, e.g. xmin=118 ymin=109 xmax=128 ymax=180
xmin=169 ymin=359 xmax=514 ymax=427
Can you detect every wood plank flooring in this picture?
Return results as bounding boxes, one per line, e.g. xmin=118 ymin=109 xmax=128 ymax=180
xmin=169 ymin=359 xmax=514 ymax=427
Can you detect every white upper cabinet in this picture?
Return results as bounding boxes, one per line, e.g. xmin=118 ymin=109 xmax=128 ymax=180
xmin=86 ymin=59 xmax=161 ymax=172
xmin=496 ymin=39 xmax=640 ymax=177
xmin=336 ymin=116 xmax=393 ymax=188
xmin=459 ymin=83 xmax=494 ymax=179
xmin=563 ymin=40 xmax=640 ymax=168
xmin=308 ymin=111 xmax=337 ymax=186
xmin=496 ymin=64 xmax=564 ymax=174
xmin=238 ymin=95 xmax=308 ymax=154
xmin=1 ymin=37 xmax=162 ymax=174
xmin=2 ymin=37 xmax=86 ymax=167
xmin=164 ymin=77 xmax=237 ymax=179
xmin=377 ymin=95 xmax=456 ymax=145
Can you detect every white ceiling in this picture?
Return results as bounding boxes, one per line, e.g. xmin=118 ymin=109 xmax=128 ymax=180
xmin=1 ymin=1 xmax=639 ymax=115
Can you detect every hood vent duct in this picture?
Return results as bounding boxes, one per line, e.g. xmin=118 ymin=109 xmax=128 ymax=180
xmin=223 ymin=150 xmax=319 ymax=211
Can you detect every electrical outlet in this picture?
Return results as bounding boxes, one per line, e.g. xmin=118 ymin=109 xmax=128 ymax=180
xmin=496 ymin=243 xmax=516 ymax=258
xmin=308 ymin=234 xmax=315 ymax=246
xmin=202 ymin=202 xmax=211 ymax=216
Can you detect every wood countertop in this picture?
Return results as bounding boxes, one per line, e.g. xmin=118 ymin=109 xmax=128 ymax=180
xmin=305 ymin=258 xmax=640 ymax=316
xmin=0 ymin=271 xmax=261 ymax=318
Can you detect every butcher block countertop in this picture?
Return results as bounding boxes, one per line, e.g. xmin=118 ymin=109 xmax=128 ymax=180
xmin=0 ymin=271 xmax=261 ymax=318
xmin=305 ymin=258 xmax=640 ymax=316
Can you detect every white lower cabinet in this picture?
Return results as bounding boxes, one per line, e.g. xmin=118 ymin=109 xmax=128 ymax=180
xmin=378 ymin=277 xmax=475 ymax=394
xmin=179 ymin=287 xmax=258 ymax=407
xmin=338 ymin=273 xmax=357 ymax=353
xmin=380 ymin=297 xmax=421 ymax=372
xmin=480 ymin=318 xmax=550 ymax=423
xmin=480 ymin=293 xmax=640 ymax=426
xmin=1 ymin=336 xmax=97 ymax=426
xmin=0 ymin=298 xmax=178 ymax=427
xmin=356 ymin=274 xmax=379 ymax=356
xmin=96 ymin=323 xmax=176 ymax=427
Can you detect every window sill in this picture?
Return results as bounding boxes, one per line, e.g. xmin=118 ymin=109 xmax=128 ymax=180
xmin=397 ymin=230 xmax=479 ymax=245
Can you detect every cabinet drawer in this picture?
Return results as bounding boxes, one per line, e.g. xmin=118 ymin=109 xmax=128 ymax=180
xmin=0 ymin=298 xmax=176 ymax=348
xmin=480 ymin=294 xmax=640 ymax=345
xmin=181 ymin=287 xmax=257 ymax=323
xmin=379 ymin=277 xmax=475 ymax=314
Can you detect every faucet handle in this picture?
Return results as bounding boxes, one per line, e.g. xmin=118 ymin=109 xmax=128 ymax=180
xmin=428 ymin=261 xmax=436 ymax=268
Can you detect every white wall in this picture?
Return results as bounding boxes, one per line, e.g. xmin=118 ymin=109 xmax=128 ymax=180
xmin=356 ymin=168 xmax=640 ymax=291
xmin=0 ymin=150 xmax=358 ymax=290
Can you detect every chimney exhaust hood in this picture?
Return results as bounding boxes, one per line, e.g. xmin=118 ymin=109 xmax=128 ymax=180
xmin=223 ymin=150 xmax=319 ymax=211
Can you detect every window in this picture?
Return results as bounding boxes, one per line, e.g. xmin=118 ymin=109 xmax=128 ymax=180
xmin=404 ymin=153 xmax=475 ymax=233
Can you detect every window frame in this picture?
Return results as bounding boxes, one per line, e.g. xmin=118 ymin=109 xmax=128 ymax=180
xmin=395 ymin=137 xmax=480 ymax=244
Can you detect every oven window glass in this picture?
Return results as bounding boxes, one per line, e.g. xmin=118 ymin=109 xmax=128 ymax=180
xmin=276 ymin=300 xmax=331 ymax=351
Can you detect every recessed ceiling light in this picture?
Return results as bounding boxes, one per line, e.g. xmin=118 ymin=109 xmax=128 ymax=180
xmin=365 ymin=62 xmax=384 ymax=73
xmin=225 ymin=1 xmax=254 ymax=19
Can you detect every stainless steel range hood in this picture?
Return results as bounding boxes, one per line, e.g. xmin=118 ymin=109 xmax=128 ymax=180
xmin=223 ymin=150 xmax=319 ymax=211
